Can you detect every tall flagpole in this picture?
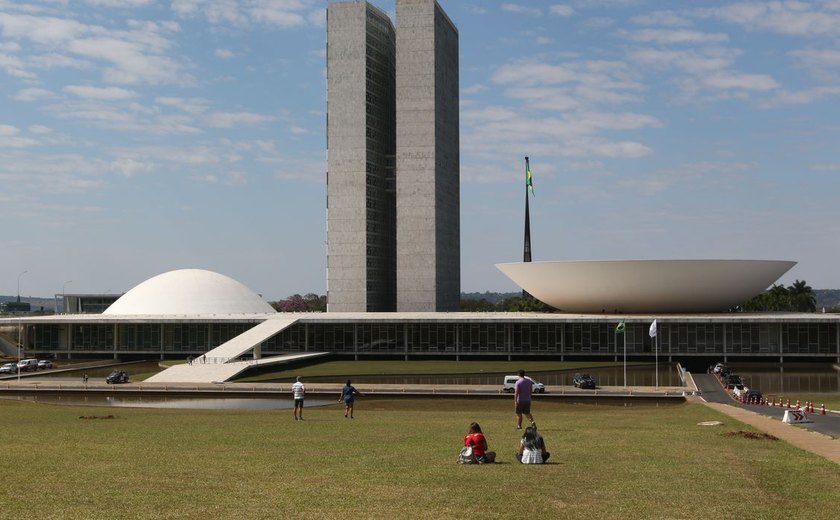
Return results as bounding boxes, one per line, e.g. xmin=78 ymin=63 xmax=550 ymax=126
xmin=655 ymin=333 xmax=659 ymax=388
xmin=523 ymin=156 xmax=532 ymax=299
xmin=523 ymin=156 xmax=532 ymax=263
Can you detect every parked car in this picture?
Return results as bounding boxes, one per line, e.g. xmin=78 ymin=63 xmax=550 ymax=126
xmin=105 ymin=370 xmax=129 ymax=384
xmin=37 ymin=360 xmax=53 ymax=369
xmin=573 ymin=373 xmax=597 ymax=389
xmin=732 ymin=383 xmax=748 ymax=397
xmin=502 ymin=375 xmax=546 ymax=394
xmin=0 ymin=363 xmax=18 ymax=374
xmin=744 ymin=389 xmax=763 ymax=403
xmin=17 ymin=359 xmax=39 ymax=372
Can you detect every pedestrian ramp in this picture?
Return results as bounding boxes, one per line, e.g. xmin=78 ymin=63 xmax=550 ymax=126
xmin=145 ymin=352 xmax=329 ymax=384
xmin=145 ymin=317 xmax=327 ymax=383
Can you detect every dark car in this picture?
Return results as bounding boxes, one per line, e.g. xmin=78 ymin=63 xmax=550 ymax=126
xmin=573 ymin=373 xmax=597 ymax=389
xmin=105 ymin=370 xmax=129 ymax=384
xmin=744 ymin=389 xmax=762 ymax=403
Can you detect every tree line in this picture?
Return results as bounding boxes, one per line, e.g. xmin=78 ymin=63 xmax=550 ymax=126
xmin=271 ymin=280 xmax=820 ymax=314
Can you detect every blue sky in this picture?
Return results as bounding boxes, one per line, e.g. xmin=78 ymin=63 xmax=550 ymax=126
xmin=2 ymin=0 xmax=840 ymax=300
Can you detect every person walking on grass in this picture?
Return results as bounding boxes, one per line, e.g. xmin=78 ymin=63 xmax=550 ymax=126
xmin=339 ymin=379 xmax=363 ymax=418
xmin=514 ymin=369 xmax=536 ymax=430
xmin=292 ymin=376 xmax=306 ymax=421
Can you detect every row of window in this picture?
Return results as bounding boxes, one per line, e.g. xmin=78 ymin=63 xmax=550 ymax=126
xmin=24 ymin=322 xmax=840 ymax=355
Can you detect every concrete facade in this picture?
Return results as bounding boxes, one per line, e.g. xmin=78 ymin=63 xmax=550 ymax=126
xmin=396 ymin=0 xmax=460 ymax=312
xmin=326 ymin=2 xmax=397 ymax=312
xmin=326 ymin=0 xmax=459 ymax=313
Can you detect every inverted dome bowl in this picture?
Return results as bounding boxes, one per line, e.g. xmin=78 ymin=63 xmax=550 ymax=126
xmin=496 ymin=260 xmax=796 ymax=313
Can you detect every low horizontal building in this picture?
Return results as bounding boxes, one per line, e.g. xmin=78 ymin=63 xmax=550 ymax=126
xmin=4 ymin=269 xmax=839 ymax=365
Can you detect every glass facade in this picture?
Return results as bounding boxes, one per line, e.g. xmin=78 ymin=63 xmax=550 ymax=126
xmin=22 ymin=318 xmax=840 ymax=360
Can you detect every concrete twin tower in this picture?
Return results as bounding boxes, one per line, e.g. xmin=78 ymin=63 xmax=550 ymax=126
xmin=326 ymin=0 xmax=460 ymax=312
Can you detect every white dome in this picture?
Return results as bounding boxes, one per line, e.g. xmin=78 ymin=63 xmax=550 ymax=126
xmin=104 ymin=269 xmax=276 ymax=315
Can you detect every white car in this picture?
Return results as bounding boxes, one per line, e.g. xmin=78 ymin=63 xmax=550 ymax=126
xmin=17 ymin=359 xmax=38 ymax=372
xmin=37 ymin=360 xmax=53 ymax=369
xmin=0 ymin=363 xmax=18 ymax=374
xmin=502 ymin=375 xmax=546 ymax=394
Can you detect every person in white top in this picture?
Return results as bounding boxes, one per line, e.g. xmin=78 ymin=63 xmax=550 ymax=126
xmin=516 ymin=425 xmax=550 ymax=464
xmin=292 ymin=376 xmax=306 ymax=421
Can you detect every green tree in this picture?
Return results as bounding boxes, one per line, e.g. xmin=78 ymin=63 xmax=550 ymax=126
xmin=788 ymin=279 xmax=816 ymax=312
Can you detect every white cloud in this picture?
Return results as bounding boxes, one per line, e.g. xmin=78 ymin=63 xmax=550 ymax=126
xmin=550 ymin=5 xmax=574 ymax=17
xmin=207 ymin=111 xmax=276 ymax=128
xmin=761 ymin=86 xmax=840 ymax=107
xmin=171 ymin=0 xmax=319 ymax=28
xmin=810 ymin=163 xmax=840 ymax=171
xmin=712 ymin=1 xmax=840 ymax=37
xmin=63 ymin=85 xmax=138 ymax=100
xmin=501 ymin=4 xmax=541 ymax=16
xmin=111 ymin=157 xmax=157 ymax=177
xmin=0 ymin=11 xmax=189 ymax=85
xmin=84 ymin=0 xmax=155 ymax=7
xmin=28 ymin=125 xmax=52 ymax=134
xmin=156 ymin=96 xmax=210 ymax=115
xmin=214 ymin=48 xmax=235 ymax=60
xmin=14 ymin=87 xmax=55 ymax=101
xmin=631 ymin=10 xmax=692 ymax=27
xmin=623 ymin=29 xmax=729 ymax=45
xmin=462 ymin=84 xmax=487 ymax=95
xmin=702 ymin=73 xmax=779 ymax=91
xmin=0 ymin=51 xmax=34 ymax=78
xmin=0 ymin=124 xmax=38 ymax=148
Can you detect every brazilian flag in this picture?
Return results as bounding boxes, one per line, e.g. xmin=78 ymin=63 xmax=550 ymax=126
xmin=526 ymin=157 xmax=534 ymax=196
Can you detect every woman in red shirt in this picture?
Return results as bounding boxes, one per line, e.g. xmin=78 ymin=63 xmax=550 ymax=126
xmin=464 ymin=422 xmax=496 ymax=463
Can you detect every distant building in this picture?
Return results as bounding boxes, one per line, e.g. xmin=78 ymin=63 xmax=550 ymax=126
xmin=1 ymin=301 xmax=31 ymax=314
xmin=60 ymin=294 xmax=122 ymax=314
xmin=326 ymin=0 xmax=460 ymax=312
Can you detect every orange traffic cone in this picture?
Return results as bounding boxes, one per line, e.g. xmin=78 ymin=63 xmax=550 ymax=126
xmin=820 ymin=403 xmax=826 ymax=416
xmin=786 ymin=399 xmax=791 ymax=408
xmin=796 ymin=399 xmax=801 ymax=410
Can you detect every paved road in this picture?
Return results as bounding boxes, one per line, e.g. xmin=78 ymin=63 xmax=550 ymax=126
xmin=692 ymin=374 xmax=733 ymax=403
xmin=694 ymin=373 xmax=840 ymax=439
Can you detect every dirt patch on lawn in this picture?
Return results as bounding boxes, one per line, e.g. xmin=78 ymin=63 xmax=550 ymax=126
xmin=724 ymin=430 xmax=779 ymax=441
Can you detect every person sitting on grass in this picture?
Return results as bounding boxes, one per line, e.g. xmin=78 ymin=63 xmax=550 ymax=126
xmin=516 ymin=425 xmax=549 ymax=464
xmin=464 ymin=422 xmax=496 ymax=463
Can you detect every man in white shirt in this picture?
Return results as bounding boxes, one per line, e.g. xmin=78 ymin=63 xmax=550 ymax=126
xmin=292 ymin=376 xmax=305 ymax=421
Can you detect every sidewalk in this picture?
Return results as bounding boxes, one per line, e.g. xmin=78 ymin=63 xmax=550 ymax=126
xmin=700 ymin=400 xmax=840 ymax=465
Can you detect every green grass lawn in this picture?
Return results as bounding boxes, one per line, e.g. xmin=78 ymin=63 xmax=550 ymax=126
xmin=1 ymin=398 xmax=838 ymax=519
xmin=238 ymin=360 xmax=636 ymax=382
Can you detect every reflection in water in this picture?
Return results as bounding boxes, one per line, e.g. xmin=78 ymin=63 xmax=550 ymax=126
xmin=2 ymin=394 xmax=334 ymax=410
xmin=264 ymin=364 xmax=683 ymax=387
xmin=726 ymin=364 xmax=840 ymax=395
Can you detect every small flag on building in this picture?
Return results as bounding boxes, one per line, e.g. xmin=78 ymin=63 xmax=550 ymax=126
xmin=615 ymin=320 xmax=625 ymax=333
xmin=649 ymin=319 xmax=658 ymax=338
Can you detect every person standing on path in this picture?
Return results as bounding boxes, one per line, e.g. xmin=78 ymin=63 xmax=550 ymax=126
xmin=339 ymin=379 xmax=363 ymax=418
xmin=292 ymin=376 xmax=306 ymax=421
xmin=514 ymin=369 xmax=535 ymax=430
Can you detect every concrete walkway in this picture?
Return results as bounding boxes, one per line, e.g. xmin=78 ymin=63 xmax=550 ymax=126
xmin=144 ymin=352 xmax=328 ymax=383
xmin=700 ymin=400 xmax=840 ymax=465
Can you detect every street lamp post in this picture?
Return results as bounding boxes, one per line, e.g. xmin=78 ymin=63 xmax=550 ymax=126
xmin=61 ymin=280 xmax=72 ymax=314
xmin=16 ymin=270 xmax=26 ymax=383
xmin=16 ymin=270 xmax=27 ymax=303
